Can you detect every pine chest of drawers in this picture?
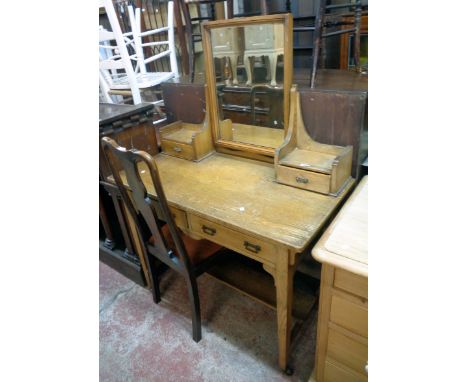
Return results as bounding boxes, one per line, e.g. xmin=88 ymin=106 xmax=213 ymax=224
xmin=311 ymin=177 xmax=368 ymax=382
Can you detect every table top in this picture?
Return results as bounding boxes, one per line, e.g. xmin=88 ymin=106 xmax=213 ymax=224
xmin=118 ymin=152 xmax=354 ymax=252
xmin=99 ymin=103 xmax=154 ymax=126
xmin=312 ymin=176 xmax=368 ymax=276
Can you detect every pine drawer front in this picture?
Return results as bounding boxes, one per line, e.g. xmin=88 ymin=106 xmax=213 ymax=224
xmin=161 ymin=139 xmax=195 ymax=161
xmin=276 ymin=165 xmax=331 ymax=194
xmin=327 ymin=328 xmax=368 ymax=377
xmin=330 ymin=295 xmax=368 ymax=338
xmin=324 ymin=359 xmax=367 ymax=382
xmin=334 ymin=269 xmax=368 ymax=299
xmin=189 ymin=214 xmax=277 ymax=266
xmin=170 ymin=207 xmax=188 ymax=229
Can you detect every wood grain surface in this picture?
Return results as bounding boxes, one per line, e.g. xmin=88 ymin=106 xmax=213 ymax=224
xmin=117 ymin=152 xmax=354 ymax=252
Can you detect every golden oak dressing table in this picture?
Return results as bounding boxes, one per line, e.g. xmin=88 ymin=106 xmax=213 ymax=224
xmin=117 ymin=152 xmax=354 ymax=373
xmin=111 ymin=14 xmax=355 ymax=373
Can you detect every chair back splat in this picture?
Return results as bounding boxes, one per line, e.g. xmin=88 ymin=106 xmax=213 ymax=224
xmin=101 ymin=137 xmax=191 ymax=275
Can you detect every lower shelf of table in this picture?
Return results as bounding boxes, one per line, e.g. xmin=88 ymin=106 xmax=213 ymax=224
xmin=206 ymin=251 xmax=319 ymax=321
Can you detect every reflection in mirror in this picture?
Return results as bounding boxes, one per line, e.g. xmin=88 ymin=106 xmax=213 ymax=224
xmin=210 ymin=22 xmax=286 ymax=149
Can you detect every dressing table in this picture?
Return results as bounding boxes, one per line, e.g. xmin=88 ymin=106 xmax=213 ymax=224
xmin=109 ymin=14 xmax=356 ymax=373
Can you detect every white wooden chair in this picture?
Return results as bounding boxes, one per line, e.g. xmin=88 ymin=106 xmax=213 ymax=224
xmin=99 ymin=29 xmax=141 ymax=103
xmin=127 ymin=2 xmax=179 ymax=82
xmin=99 ymin=0 xmax=179 ymax=105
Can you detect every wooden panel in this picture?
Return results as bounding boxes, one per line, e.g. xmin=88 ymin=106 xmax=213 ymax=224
xmin=324 ymin=358 xmax=367 ymax=382
xmin=189 ymin=213 xmax=278 ymax=266
xmin=330 ymin=295 xmax=368 ymax=338
xmin=161 ymin=139 xmax=195 ymax=161
xmin=327 ymin=328 xmax=367 ymax=377
xmin=161 ymin=80 xmax=206 ymax=124
xmin=299 ymin=89 xmax=367 ymax=178
xmin=276 ymin=165 xmax=331 ymax=195
xmin=334 ymin=268 xmax=367 ymax=299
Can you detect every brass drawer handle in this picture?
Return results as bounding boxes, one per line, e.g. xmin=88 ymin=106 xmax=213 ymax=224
xmin=244 ymin=241 xmax=261 ymax=253
xmin=173 ymin=146 xmax=182 ymax=153
xmin=295 ymin=176 xmax=309 ymax=184
xmin=202 ymin=225 xmax=216 ymax=236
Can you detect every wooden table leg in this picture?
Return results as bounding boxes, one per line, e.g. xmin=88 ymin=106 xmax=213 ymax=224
xmin=275 ymin=249 xmax=295 ymax=372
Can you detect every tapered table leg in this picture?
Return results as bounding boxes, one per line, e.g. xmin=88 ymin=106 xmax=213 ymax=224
xmin=275 ymin=249 xmax=295 ymax=371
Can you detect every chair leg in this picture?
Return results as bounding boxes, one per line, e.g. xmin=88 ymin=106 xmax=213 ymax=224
xmin=353 ymin=1 xmax=362 ymax=71
xmin=146 ymin=256 xmax=161 ymax=304
xmin=186 ymin=274 xmax=202 ymax=342
xmin=190 ymin=38 xmax=196 ymax=82
xmin=310 ymin=0 xmax=326 ymax=88
xmin=180 ymin=2 xmax=195 ymax=81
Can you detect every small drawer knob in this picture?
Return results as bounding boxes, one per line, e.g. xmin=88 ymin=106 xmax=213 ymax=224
xmin=173 ymin=146 xmax=182 ymax=153
xmin=295 ymin=176 xmax=309 ymax=184
xmin=202 ymin=225 xmax=216 ymax=236
xmin=244 ymin=241 xmax=261 ymax=253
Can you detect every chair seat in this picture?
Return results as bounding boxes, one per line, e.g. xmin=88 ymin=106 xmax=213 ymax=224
xmin=109 ymin=71 xmax=176 ymax=90
xmin=149 ymin=225 xmax=222 ymax=265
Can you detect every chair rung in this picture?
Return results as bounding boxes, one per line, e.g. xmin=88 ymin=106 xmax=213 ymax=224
xmin=294 ymin=45 xmax=314 ymax=50
xmin=108 ymin=89 xmax=133 ymax=96
xmin=191 ymin=17 xmax=211 ymax=22
xmin=323 ymin=28 xmax=356 ymax=37
xmin=144 ymin=49 xmax=171 ymax=65
xmin=294 ymin=26 xmax=315 ymax=32
xmin=140 ymin=27 xmax=169 ymax=37
xmin=326 ymin=3 xmax=359 ymax=10
xmin=142 ymin=41 xmax=169 ymax=47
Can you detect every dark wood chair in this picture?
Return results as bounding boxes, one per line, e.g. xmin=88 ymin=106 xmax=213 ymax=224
xmin=101 ymin=136 xmax=225 ymax=342
xmin=179 ymin=0 xmax=233 ymax=81
xmin=309 ymin=0 xmax=363 ymax=88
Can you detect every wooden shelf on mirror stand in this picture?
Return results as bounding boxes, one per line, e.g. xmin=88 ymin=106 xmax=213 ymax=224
xmin=275 ymin=87 xmax=353 ymax=196
xmin=159 ymin=85 xmax=215 ymax=162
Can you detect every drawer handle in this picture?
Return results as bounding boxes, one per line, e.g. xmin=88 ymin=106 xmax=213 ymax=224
xmin=202 ymin=225 xmax=216 ymax=236
xmin=295 ymin=176 xmax=309 ymax=184
xmin=173 ymin=146 xmax=182 ymax=153
xmin=244 ymin=241 xmax=261 ymax=253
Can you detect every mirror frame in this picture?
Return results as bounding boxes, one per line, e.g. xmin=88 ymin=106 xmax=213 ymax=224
xmin=202 ymin=14 xmax=293 ymax=158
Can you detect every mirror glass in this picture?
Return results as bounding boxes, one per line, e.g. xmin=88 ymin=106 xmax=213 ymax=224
xmin=210 ymin=22 xmax=285 ymax=149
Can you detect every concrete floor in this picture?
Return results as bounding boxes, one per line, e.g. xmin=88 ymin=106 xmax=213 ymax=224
xmin=100 ymin=262 xmax=317 ymax=382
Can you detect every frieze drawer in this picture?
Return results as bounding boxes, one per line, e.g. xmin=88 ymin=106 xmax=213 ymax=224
xmin=189 ymin=214 xmax=277 ymax=266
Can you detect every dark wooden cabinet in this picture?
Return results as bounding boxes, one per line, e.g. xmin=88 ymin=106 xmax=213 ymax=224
xmin=99 ymin=103 xmax=157 ymax=286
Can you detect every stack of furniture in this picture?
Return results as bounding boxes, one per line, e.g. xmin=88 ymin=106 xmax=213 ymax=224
xmin=99 ymin=0 xmax=179 ymax=105
xmin=179 ymin=0 xmax=234 ymax=80
xmin=99 ymin=8 xmax=368 ymax=376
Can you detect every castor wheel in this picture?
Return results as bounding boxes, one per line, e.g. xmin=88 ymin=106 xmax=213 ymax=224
xmin=285 ymin=365 xmax=294 ymax=376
